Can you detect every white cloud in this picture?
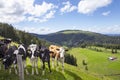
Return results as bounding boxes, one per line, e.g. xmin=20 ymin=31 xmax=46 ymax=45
xmin=79 ymin=25 xmax=120 ymax=34
xmin=102 ymin=11 xmax=111 ymax=16
xmin=60 ymin=1 xmax=77 ymax=14
xmin=0 ymin=0 xmax=57 ymax=23
xmin=29 ymin=2 xmax=57 ymax=17
xmin=44 ymin=11 xmax=56 ymax=19
xmin=78 ymin=0 xmax=112 ymax=14
xmin=16 ymin=26 xmax=57 ymax=34
xmin=27 ymin=10 xmax=56 ymax=23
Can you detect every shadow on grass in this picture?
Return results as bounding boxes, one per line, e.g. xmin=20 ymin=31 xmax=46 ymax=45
xmin=65 ymin=70 xmax=82 ymax=80
xmin=25 ymin=65 xmax=66 ymax=80
xmin=0 ymin=65 xmax=66 ymax=80
xmin=0 ymin=69 xmax=19 ymax=80
xmin=24 ymin=69 xmax=66 ymax=80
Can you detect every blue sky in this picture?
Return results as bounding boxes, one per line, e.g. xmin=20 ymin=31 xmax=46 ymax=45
xmin=0 ymin=0 xmax=120 ymax=34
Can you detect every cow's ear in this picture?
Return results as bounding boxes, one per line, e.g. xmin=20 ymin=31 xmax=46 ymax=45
xmin=14 ymin=50 xmax=19 ymax=55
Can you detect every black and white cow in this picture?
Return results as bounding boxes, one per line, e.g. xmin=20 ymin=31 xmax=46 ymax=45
xmin=2 ymin=44 xmax=29 ymax=74
xmin=39 ymin=46 xmax=52 ymax=75
xmin=16 ymin=44 xmax=29 ymax=74
xmin=0 ymin=38 xmax=12 ymax=70
xmin=27 ymin=44 xmax=39 ymax=75
xmin=2 ymin=45 xmax=18 ymax=73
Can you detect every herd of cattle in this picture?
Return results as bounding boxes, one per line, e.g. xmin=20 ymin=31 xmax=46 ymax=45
xmin=0 ymin=38 xmax=68 ymax=75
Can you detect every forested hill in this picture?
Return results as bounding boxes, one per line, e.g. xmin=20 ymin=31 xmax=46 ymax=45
xmin=0 ymin=23 xmax=49 ymax=46
xmin=33 ymin=30 xmax=120 ymax=47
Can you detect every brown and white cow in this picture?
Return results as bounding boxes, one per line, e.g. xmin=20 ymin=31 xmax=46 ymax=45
xmin=49 ymin=45 xmax=67 ymax=72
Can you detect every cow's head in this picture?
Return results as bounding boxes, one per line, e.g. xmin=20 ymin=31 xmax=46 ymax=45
xmin=28 ymin=44 xmax=39 ymax=59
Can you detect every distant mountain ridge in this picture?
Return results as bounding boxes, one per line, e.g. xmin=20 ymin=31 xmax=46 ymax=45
xmin=105 ymin=34 xmax=120 ymax=36
xmin=33 ymin=30 xmax=120 ymax=47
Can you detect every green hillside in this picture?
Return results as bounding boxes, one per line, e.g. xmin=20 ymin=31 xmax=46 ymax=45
xmin=57 ymin=30 xmax=93 ymax=34
xmin=35 ymin=30 xmax=120 ymax=47
xmin=68 ymin=48 xmax=120 ymax=80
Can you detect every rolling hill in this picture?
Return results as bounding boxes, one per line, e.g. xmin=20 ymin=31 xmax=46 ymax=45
xmin=33 ymin=30 xmax=120 ymax=47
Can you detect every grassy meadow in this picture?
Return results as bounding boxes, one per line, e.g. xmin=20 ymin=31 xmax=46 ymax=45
xmin=0 ymin=57 xmax=101 ymax=80
xmin=68 ymin=47 xmax=120 ymax=80
xmin=0 ymin=47 xmax=116 ymax=80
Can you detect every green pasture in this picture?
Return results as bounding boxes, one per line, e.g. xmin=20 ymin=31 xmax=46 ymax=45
xmin=68 ymin=48 xmax=120 ymax=80
xmin=0 ymin=57 xmax=100 ymax=80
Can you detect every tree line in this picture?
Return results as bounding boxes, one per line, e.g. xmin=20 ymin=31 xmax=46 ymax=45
xmin=0 ymin=23 xmax=50 ymax=46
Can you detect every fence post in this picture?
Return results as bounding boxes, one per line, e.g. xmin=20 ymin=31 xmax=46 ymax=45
xmin=17 ymin=55 xmax=24 ymax=80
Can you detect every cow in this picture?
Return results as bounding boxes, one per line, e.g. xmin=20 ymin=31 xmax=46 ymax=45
xmin=15 ymin=44 xmax=29 ymax=74
xmin=39 ymin=46 xmax=52 ymax=75
xmin=27 ymin=44 xmax=39 ymax=75
xmin=0 ymin=38 xmax=12 ymax=70
xmin=49 ymin=45 xmax=67 ymax=72
xmin=2 ymin=45 xmax=18 ymax=74
xmin=2 ymin=44 xmax=29 ymax=74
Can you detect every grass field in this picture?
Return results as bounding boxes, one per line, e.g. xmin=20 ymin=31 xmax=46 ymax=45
xmin=0 ymin=57 xmax=102 ymax=80
xmin=68 ymin=48 xmax=120 ymax=80
xmin=0 ymin=44 xmax=116 ymax=80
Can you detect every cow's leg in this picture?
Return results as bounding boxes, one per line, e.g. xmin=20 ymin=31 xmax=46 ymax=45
xmin=52 ymin=58 xmax=54 ymax=69
xmin=59 ymin=58 xmax=64 ymax=72
xmin=42 ymin=61 xmax=45 ymax=75
xmin=55 ymin=58 xmax=59 ymax=71
xmin=35 ymin=58 xmax=38 ymax=75
xmin=48 ymin=60 xmax=51 ymax=73
xmin=0 ymin=62 xmax=2 ymax=70
xmin=23 ymin=61 xmax=29 ymax=75
xmin=14 ymin=64 xmax=18 ymax=74
xmin=9 ymin=68 xmax=12 ymax=74
xmin=40 ymin=59 xmax=43 ymax=69
xmin=0 ymin=61 xmax=2 ymax=70
xmin=31 ymin=60 xmax=34 ymax=75
xmin=62 ymin=58 xmax=64 ymax=72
